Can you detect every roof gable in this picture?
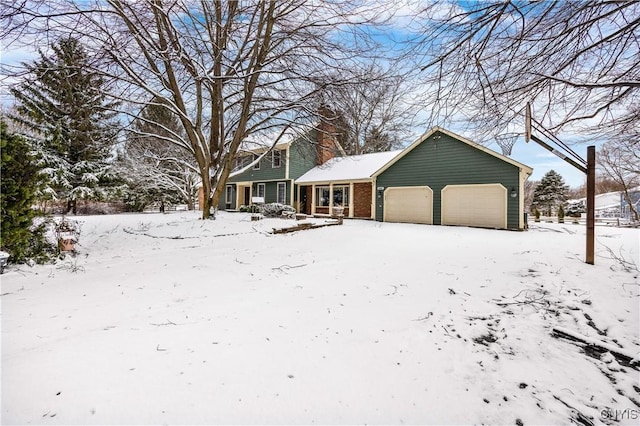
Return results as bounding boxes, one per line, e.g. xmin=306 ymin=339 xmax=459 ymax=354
xmin=372 ymin=127 xmax=533 ymax=177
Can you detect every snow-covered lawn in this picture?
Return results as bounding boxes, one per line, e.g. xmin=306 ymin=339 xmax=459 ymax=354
xmin=2 ymin=212 xmax=639 ymax=425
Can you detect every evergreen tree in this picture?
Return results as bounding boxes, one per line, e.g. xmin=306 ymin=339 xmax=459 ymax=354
xmin=531 ymin=170 xmax=569 ymax=216
xmin=0 ymin=121 xmax=55 ymax=264
xmin=9 ymin=36 xmax=118 ymax=214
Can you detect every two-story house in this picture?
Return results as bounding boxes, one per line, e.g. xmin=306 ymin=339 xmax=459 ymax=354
xmin=214 ymin=121 xmax=344 ymax=213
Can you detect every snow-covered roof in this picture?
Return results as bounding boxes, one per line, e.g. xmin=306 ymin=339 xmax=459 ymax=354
xmin=594 ymin=192 xmax=622 ymax=210
xmin=570 ymin=191 xmax=622 ymax=210
xmin=296 ymin=150 xmax=402 ymax=184
xmin=570 ymin=187 xmax=640 ymax=211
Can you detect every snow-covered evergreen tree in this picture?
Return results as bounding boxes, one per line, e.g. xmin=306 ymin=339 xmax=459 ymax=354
xmin=9 ymin=37 xmax=119 ymax=214
xmin=531 ymin=170 xmax=569 ymax=216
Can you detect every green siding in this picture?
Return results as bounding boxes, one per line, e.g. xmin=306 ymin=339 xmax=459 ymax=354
xmin=288 ymin=130 xmax=319 ymax=179
xmin=218 ymin=184 xmax=237 ymax=210
xmin=376 ymin=132 xmax=522 ymax=229
xmin=253 ymin=181 xmax=291 ymax=205
xmin=228 ymin=150 xmax=287 ymax=183
xmin=228 ymin=129 xmax=319 ymax=184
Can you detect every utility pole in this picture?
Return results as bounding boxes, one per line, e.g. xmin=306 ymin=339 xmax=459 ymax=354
xmin=586 ymin=146 xmax=595 ymax=265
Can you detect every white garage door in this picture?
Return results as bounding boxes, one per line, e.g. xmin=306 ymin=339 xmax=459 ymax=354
xmin=442 ymin=184 xmax=507 ymax=229
xmin=384 ymin=186 xmax=433 ymax=224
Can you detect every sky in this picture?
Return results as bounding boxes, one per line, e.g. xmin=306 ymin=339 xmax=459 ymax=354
xmin=0 ymin=1 xmax=599 ymax=189
xmin=0 ymin=42 xmax=592 ymax=188
xmin=492 ymin=137 xmax=588 ymax=188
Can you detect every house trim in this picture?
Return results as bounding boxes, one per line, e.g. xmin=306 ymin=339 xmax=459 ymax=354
xmin=296 ymin=178 xmax=373 ymax=186
xmin=285 ymin=146 xmax=291 ymax=179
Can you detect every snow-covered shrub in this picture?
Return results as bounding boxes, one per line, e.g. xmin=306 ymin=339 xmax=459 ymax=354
xmin=259 ymin=203 xmax=295 ymax=218
xmin=239 ymin=205 xmax=259 ymax=213
xmin=566 ymin=200 xmax=585 ymax=217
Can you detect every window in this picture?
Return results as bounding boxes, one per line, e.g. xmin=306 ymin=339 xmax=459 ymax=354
xmin=272 ymin=150 xmax=282 ymax=168
xmin=316 ymin=186 xmax=330 ymax=207
xmin=277 ymin=182 xmax=286 ymax=204
xmin=225 ymin=185 xmax=233 ymax=206
xmin=253 ymin=153 xmax=260 ymax=170
xmin=257 ymin=183 xmax=266 ymax=198
xmin=333 ymin=185 xmax=349 ymax=207
xmin=233 ymin=156 xmax=248 ymax=171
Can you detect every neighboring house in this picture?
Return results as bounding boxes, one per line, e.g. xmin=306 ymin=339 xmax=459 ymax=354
xmin=620 ymin=188 xmax=640 ymax=220
xmin=298 ymin=127 xmax=533 ymax=230
xmin=571 ymin=187 xmax=640 ymax=219
xmin=211 ymin=121 xmax=343 ymax=212
xmin=594 ymin=191 xmax=623 ymax=217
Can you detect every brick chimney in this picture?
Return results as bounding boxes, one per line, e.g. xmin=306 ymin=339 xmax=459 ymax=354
xmin=316 ymin=106 xmax=339 ymax=165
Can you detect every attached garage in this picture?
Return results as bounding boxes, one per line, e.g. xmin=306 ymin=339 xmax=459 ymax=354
xmin=384 ymin=186 xmax=433 ymax=224
xmin=441 ymin=184 xmax=507 ymax=229
xmin=374 ymin=127 xmax=533 ymax=230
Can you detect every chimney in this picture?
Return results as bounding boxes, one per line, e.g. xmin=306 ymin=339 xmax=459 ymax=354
xmin=317 ymin=106 xmax=339 ymax=165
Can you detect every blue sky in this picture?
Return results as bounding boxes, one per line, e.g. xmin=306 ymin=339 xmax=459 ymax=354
xmin=0 ymin=45 xmax=591 ymax=189
xmin=0 ymin=1 xmax=594 ymax=189
xmin=496 ymin=138 xmax=588 ymax=188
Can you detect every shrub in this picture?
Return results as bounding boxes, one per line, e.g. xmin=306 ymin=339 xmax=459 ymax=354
xmin=566 ymin=201 xmax=585 ymax=217
xmin=259 ymin=203 xmax=295 ymax=218
xmin=239 ymin=205 xmax=259 ymax=213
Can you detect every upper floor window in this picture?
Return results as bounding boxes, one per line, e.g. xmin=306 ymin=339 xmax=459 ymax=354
xmin=272 ymin=150 xmax=282 ymax=168
xmin=253 ymin=153 xmax=260 ymax=170
xmin=233 ymin=156 xmax=249 ymax=171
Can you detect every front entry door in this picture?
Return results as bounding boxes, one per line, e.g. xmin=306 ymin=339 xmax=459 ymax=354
xmin=244 ymin=187 xmax=250 ymax=206
xmin=300 ymin=186 xmax=308 ymax=214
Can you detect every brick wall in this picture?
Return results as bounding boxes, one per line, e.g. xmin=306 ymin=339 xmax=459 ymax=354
xmin=353 ymin=183 xmax=372 ymax=218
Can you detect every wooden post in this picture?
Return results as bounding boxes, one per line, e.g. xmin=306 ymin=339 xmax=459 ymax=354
xmin=586 ymin=146 xmax=595 ymax=265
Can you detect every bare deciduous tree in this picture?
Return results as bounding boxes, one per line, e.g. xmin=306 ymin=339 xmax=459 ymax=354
xmin=119 ymin=99 xmax=200 ymax=211
xmin=599 ymin=140 xmax=640 ymax=221
xmin=411 ymin=1 xmax=640 ymax=143
xmin=2 ymin=0 xmax=389 ymax=218
xmin=315 ymin=64 xmax=413 ymax=155
xmin=523 ymin=179 xmax=538 ymax=214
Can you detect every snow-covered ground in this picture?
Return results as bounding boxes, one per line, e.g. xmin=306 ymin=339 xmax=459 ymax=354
xmin=1 ymin=212 xmax=639 ymax=425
